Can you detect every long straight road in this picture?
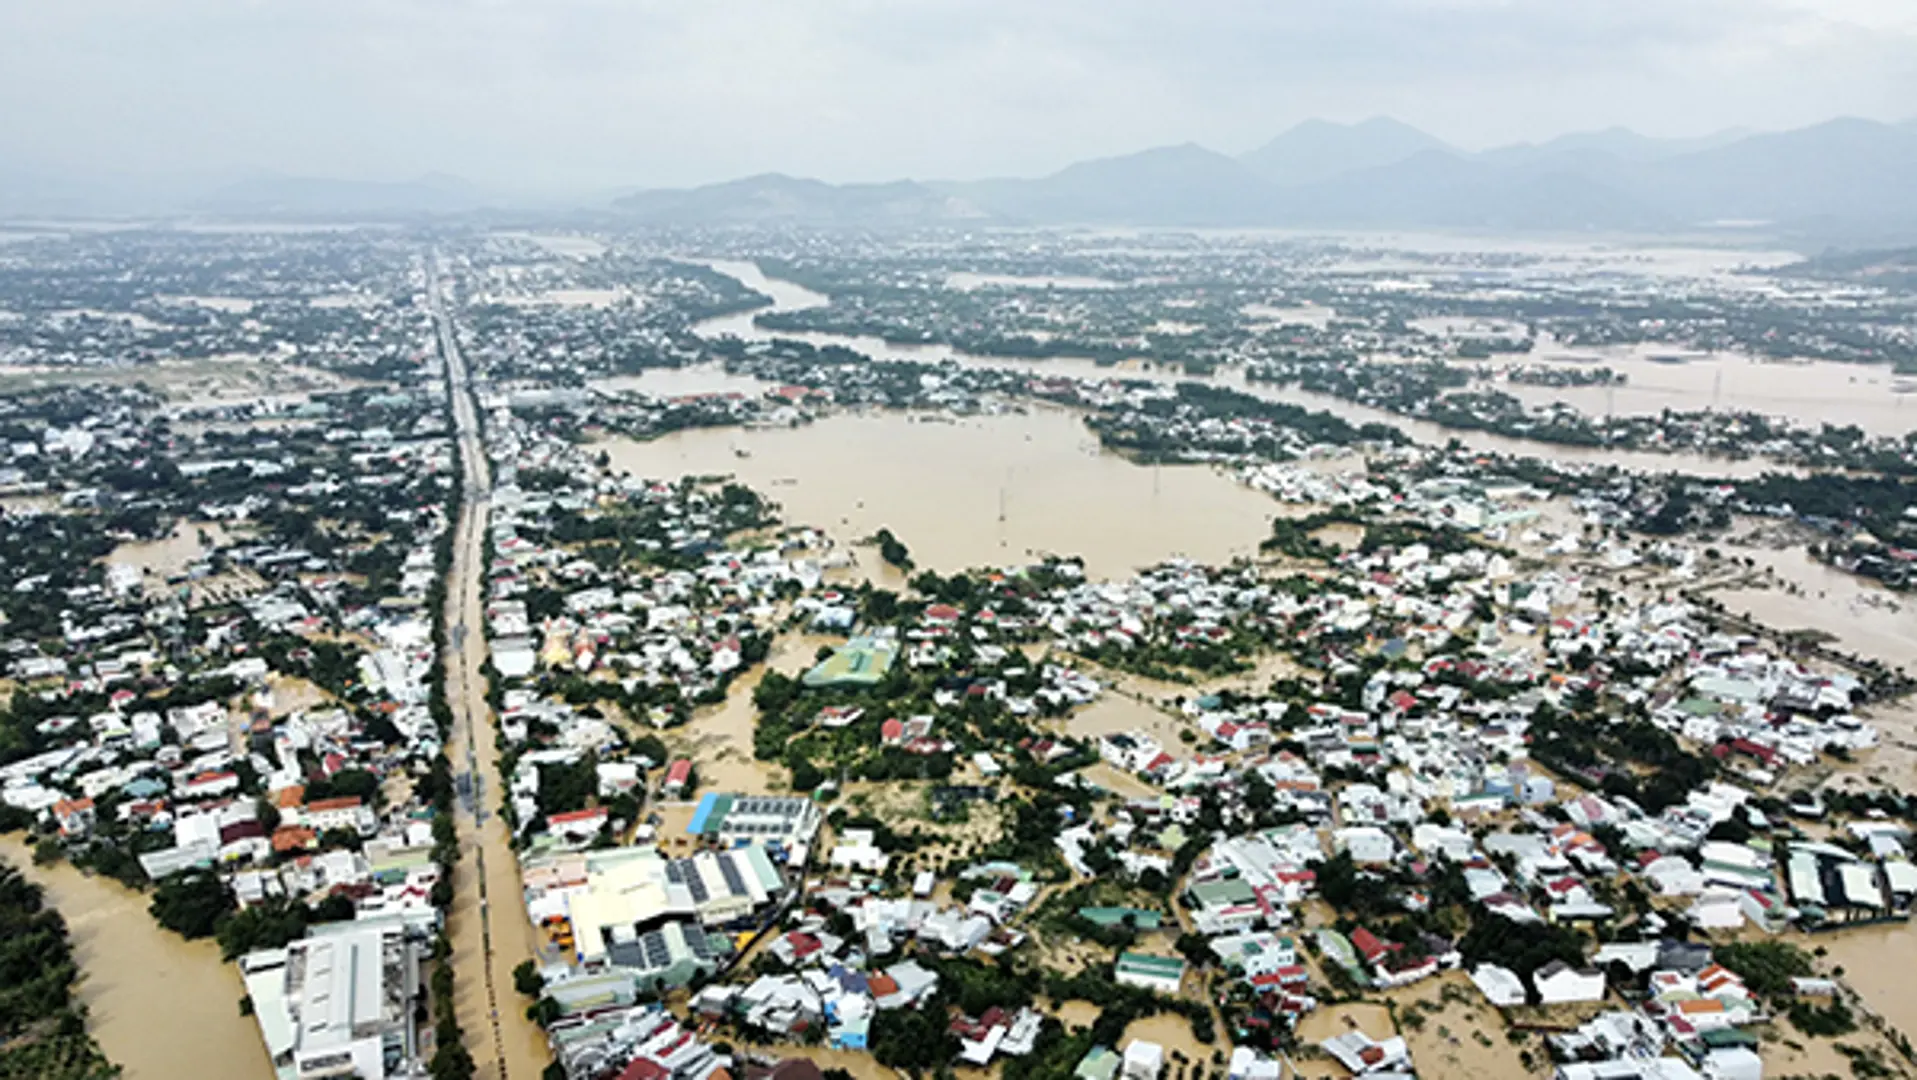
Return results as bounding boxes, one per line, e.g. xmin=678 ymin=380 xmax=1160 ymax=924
xmin=429 ymin=255 xmax=550 ymax=1080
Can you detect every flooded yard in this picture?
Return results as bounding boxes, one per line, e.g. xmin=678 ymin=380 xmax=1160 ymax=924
xmin=1386 ymin=972 xmax=1546 ymax=1080
xmin=659 ymin=632 xmax=837 ymax=795
xmin=106 ymin=520 xmax=233 ymax=581
xmin=1811 ymin=923 xmax=1917 ymax=1040
xmin=1289 ymin=1000 xmax=1399 ymax=1079
xmin=1116 ymin=1012 xmax=1217 ymax=1071
xmin=1066 ymin=692 xmax=1193 ymax=750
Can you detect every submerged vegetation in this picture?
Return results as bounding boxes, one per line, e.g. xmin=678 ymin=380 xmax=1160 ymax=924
xmin=0 ymin=861 xmax=118 ymax=1080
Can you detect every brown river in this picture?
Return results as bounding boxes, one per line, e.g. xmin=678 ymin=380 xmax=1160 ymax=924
xmin=687 ymin=259 xmax=1835 ymax=480
xmin=0 ymin=838 xmax=269 ymax=1080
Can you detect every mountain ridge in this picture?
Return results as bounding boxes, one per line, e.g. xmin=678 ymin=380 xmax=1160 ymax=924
xmin=601 ymin=115 xmax=1917 ymax=234
xmin=39 ymin=115 xmax=1914 ymax=234
xmin=1239 ymin=117 xmax=1452 ymax=186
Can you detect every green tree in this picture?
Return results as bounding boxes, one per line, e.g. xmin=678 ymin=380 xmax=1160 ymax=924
xmin=149 ymin=871 xmax=233 ymax=940
xmin=873 ymin=528 xmax=913 ymax=571
xmin=513 ymin=959 xmax=544 ymax=998
xmin=786 ymin=752 xmax=825 ymax=793
xmin=217 ymin=898 xmax=310 ymax=961
xmin=753 ymin=671 xmax=801 ymax=714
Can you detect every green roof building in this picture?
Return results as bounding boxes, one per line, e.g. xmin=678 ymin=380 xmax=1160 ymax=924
xmin=803 ymin=634 xmax=899 ymax=688
xmin=1114 ymin=951 xmax=1186 ymax=994
xmin=1187 ymin=878 xmax=1257 ymax=909
xmin=1078 ymin=906 xmax=1163 ymax=931
xmin=1076 ymin=1047 xmax=1120 ymax=1080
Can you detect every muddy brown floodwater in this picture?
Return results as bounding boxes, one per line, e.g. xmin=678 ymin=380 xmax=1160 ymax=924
xmin=661 ymin=632 xmax=839 ymax=795
xmin=1814 ymin=924 xmax=1917 ymax=1041
xmin=1708 ymin=541 xmax=1917 ymax=667
xmin=687 ymin=259 xmax=1813 ymax=481
xmin=0 ymin=838 xmax=270 ymax=1080
xmin=1503 ymin=344 xmax=1917 ymax=437
xmin=596 ymin=406 xmax=1278 ymax=581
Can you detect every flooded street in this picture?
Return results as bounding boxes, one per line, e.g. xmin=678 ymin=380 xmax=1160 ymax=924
xmin=596 ymin=407 xmax=1277 ymax=581
xmin=435 ymin=265 xmax=553 ymax=1080
xmin=0 ymin=840 xmax=269 ymax=1080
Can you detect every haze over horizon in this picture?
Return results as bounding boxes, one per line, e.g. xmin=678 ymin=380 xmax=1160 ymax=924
xmin=4 ymin=0 xmax=1917 ymax=193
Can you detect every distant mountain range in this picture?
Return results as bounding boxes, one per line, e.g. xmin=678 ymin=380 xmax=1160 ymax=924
xmin=10 ymin=116 xmax=1917 ymax=238
xmin=610 ymin=116 xmax=1917 ymax=235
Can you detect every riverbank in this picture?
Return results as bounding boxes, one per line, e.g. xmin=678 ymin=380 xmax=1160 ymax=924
xmin=0 ymin=837 xmax=268 ymax=1080
xmin=686 ymin=260 xmax=1832 ymax=482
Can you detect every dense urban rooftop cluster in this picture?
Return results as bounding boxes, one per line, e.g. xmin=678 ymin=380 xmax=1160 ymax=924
xmin=4 ymin=225 xmax=1917 ymax=1080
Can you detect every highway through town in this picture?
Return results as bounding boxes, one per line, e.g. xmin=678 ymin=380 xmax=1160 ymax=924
xmin=430 ymin=255 xmax=551 ymax=1080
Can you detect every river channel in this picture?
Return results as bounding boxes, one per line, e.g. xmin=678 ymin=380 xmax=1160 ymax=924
xmin=682 ymin=259 xmax=1816 ymax=480
xmin=0 ymin=838 xmax=269 ymax=1080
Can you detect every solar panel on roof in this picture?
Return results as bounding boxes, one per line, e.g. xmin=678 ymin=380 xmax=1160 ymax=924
xmin=607 ymin=940 xmax=646 ymax=969
xmin=680 ymin=862 xmax=709 ymax=903
xmin=642 ymin=933 xmax=671 ymax=968
xmin=685 ymin=925 xmax=713 ymax=960
xmin=718 ymin=855 xmax=747 ymax=895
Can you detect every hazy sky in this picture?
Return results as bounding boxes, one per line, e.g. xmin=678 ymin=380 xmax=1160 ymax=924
xmin=3 ymin=0 xmax=1914 ymax=191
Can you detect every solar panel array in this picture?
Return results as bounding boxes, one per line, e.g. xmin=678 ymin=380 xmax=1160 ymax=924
xmin=723 ymin=797 xmax=810 ymax=837
xmin=684 ymin=924 xmax=715 ymax=960
xmin=606 ymin=939 xmax=646 ymax=970
xmin=641 ymin=931 xmax=672 ymax=970
xmin=673 ymin=859 xmax=710 ymax=903
xmin=717 ymin=854 xmax=747 ymax=896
